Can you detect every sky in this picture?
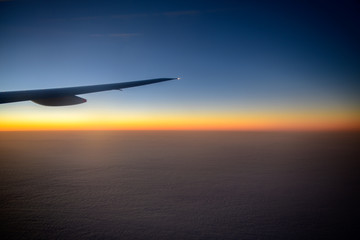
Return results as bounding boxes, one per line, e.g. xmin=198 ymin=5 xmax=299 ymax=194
xmin=0 ymin=0 xmax=359 ymax=131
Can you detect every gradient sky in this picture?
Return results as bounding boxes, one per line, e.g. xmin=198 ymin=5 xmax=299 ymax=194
xmin=1 ymin=0 xmax=359 ymax=130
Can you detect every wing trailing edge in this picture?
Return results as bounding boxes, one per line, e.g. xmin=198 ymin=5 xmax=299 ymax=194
xmin=0 ymin=77 xmax=177 ymax=106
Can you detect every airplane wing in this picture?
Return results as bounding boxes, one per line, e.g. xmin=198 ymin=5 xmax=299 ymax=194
xmin=0 ymin=78 xmax=178 ymax=106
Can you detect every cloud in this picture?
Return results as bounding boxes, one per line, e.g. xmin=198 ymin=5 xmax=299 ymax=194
xmin=90 ymin=33 xmax=142 ymax=38
xmin=56 ymin=8 xmax=229 ymax=23
xmin=162 ymin=10 xmax=201 ymax=17
xmin=112 ymin=10 xmax=201 ymax=19
xmin=109 ymin=33 xmax=142 ymax=38
xmin=72 ymin=16 xmax=101 ymax=21
xmin=112 ymin=13 xmax=149 ymax=19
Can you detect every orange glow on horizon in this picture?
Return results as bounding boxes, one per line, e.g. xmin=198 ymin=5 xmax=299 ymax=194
xmin=1 ymin=108 xmax=359 ymax=131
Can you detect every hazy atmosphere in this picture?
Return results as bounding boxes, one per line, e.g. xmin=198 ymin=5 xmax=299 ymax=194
xmin=1 ymin=131 xmax=359 ymax=239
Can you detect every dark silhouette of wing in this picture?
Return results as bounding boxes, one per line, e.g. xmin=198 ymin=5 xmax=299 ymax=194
xmin=0 ymin=78 xmax=178 ymax=106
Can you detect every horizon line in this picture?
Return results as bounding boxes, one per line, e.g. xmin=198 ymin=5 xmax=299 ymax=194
xmin=1 ymin=129 xmax=359 ymax=132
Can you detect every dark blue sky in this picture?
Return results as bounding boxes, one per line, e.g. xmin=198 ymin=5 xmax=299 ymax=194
xmin=1 ymin=0 xmax=359 ymax=130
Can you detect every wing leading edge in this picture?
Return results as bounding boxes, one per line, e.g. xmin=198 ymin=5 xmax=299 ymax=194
xmin=0 ymin=78 xmax=178 ymax=106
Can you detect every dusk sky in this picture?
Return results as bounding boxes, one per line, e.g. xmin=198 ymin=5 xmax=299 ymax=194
xmin=1 ymin=0 xmax=359 ymax=130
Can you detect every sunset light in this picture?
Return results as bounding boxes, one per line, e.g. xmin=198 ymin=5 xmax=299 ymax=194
xmin=1 ymin=105 xmax=359 ymax=131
